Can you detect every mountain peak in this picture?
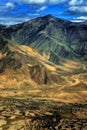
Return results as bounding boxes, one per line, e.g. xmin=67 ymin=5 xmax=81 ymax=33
xmin=42 ymin=14 xmax=55 ymax=19
xmin=44 ymin=14 xmax=54 ymax=17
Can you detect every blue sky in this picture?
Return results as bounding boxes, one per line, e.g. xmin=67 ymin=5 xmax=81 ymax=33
xmin=0 ymin=0 xmax=87 ymax=25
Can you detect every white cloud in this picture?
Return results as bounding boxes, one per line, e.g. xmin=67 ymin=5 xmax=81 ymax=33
xmin=72 ymin=16 xmax=87 ymax=22
xmin=28 ymin=13 xmax=39 ymax=16
xmin=36 ymin=6 xmax=48 ymax=12
xmin=68 ymin=6 xmax=87 ymax=13
xmin=0 ymin=17 xmax=30 ymax=25
xmin=5 ymin=2 xmax=15 ymax=9
xmin=12 ymin=0 xmax=46 ymax=4
xmin=12 ymin=0 xmax=67 ymax=4
xmin=0 ymin=13 xmax=40 ymax=25
xmin=27 ymin=0 xmax=47 ymax=4
xmin=69 ymin=0 xmax=83 ymax=6
xmin=49 ymin=0 xmax=67 ymax=4
xmin=0 ymin=2 xmax=15 ymax=12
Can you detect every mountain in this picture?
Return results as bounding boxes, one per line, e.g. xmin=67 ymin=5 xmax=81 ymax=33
xmin=0 ymin=15 xmax=87 ymax=103
xmin=0 ymin=15 xmax=87 ymax=129
xmin=0 ymin=14 xmax=87 ymax=64
xmin=0 ymin=34 xmax=87 ymax=103
xmin=0 ymin=34 xmax=64 ymax=88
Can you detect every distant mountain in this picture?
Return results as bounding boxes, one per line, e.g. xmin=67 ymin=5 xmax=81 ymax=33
xmin=0 ymin=14 xmax=87 ymax=64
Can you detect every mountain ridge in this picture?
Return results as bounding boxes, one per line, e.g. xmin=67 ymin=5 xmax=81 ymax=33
xmin=0 ymin=15 xmax=87 ymax=64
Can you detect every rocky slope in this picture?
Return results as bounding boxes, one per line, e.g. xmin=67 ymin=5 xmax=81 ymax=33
xmin=0 ymin=15 xmax=87 ymax=63
xmin=0 ymin=34 xmax=60 ymax=88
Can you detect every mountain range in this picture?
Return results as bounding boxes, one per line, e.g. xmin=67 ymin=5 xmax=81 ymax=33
xmin=0 ymin=15 xmax=87 ymax=103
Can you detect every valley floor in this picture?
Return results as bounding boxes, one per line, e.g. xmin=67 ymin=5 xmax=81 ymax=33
xmin=0 ymin=97 xmax=87 ymax=130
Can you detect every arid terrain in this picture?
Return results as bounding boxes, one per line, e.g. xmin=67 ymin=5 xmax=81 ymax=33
xmin=0 ymin=98 xmax=87 ymax=130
